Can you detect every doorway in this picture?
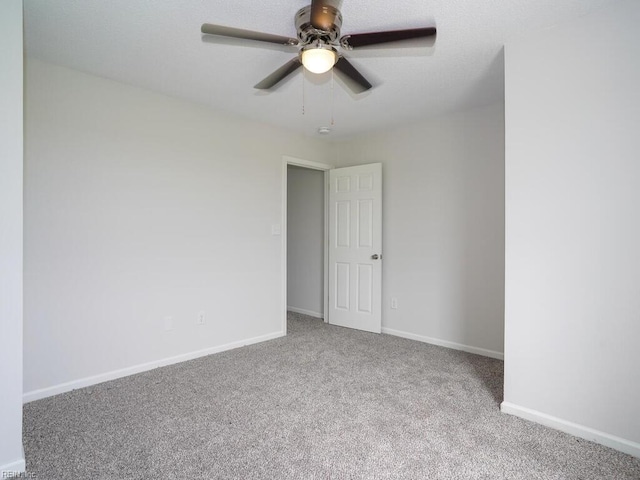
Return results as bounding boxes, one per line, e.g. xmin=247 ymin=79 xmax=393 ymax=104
xmin=287 ymin=165 xmax=325 ymax=318
xmin=282 ymin=156 xmax=332 ymax=334
xmin=282 ymin=157 xmax=383 ymax=335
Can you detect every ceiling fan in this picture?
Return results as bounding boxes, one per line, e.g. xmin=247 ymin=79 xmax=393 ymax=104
xmin=201 ymin=0 xmax=436 ymax=94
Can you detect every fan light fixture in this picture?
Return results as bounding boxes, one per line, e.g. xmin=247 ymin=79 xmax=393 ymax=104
xmin=301 ymin=44 xmax=337 ymax=74
xmin=201 ymin=1 xmax=437 ymax=92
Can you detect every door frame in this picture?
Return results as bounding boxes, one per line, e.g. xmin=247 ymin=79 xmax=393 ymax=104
xmin=282 ymin=156 xmax=334 ymax=334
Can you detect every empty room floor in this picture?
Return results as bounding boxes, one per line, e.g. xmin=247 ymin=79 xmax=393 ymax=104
xmin=22 ymin=312 xmax=640 ymax=479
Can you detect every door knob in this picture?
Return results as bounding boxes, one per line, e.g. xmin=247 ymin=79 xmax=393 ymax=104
xmin=371 ymin=254 xmax=381 ymax=260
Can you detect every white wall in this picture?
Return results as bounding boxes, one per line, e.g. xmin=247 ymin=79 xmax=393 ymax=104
xmin=24 ymin=59 xmax=332 ymax=399
xmin=335 ymin=103 xmax=505 ymax=358
xmin=287 ymin=165 xmax=324 ymax=318
xmin=503 ymin=0 xmax=640 ymax=456
xmin=0 ymin=0 xmax=25 ymax=474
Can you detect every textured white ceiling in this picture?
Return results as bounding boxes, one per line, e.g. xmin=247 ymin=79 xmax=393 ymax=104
xmin=24 ymin=0 xmax=619 ymax=139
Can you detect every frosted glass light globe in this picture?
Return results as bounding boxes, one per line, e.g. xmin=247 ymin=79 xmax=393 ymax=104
xmin=301 ymin=47 xmax=337 ymax=74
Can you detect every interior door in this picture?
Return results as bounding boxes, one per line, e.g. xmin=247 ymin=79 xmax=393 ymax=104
xmin=328 ymin=163 xmax=382 ymax=333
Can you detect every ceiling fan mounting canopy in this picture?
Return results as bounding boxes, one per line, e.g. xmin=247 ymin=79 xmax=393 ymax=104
xmin=200 ymin=0 xmax=437 ymax=94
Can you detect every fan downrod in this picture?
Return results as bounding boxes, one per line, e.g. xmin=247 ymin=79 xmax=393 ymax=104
xmin=295 ymin=5 xmax=342 ymax=45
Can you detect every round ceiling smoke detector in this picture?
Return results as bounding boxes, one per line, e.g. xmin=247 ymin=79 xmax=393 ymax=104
xmin=318 ymin=127 xmax=331 ymax=135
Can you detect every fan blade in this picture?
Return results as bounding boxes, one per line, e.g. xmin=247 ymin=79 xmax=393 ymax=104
xmin=310 ymin=0 xmax=341 ymax=31
xmin=333 ymin=56 xmax=372 ymax=94
xmin=341 ymin=27 xmax=436 ymax=49
xmin=254 ymin=57 xmax=302 ymax=90
xmin=201 ymin=24 xmax=298 ymax=46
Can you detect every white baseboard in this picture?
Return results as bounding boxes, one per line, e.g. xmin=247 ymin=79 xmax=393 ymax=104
xmin=381 ymin=327 xmax=504 ymax=360
xmin=0 ymin=450 xmax=26 ymax=477
xmin=23 ymin=330 xmax=285 ymax=403
xmin=501 ymin=402 xmax=640 ymax=459
xmin=287 ymin=306 xmax=324 ymax=319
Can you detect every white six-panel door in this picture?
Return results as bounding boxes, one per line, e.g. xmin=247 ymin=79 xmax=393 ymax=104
xmin=328 ymin=163 xmax=382 ymax=333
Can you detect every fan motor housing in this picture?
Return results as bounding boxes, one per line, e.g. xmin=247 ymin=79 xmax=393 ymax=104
xmin=295 ymin=5 xmax=342 ymax=45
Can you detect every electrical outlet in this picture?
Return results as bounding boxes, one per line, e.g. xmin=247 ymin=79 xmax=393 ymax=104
xmin=164 ymin=316 xmax=173 ymax=331
xmin=197 ymin=311 xmax=206 ymax=325
xmin=391 ymin=297 xmax=398 ymax=309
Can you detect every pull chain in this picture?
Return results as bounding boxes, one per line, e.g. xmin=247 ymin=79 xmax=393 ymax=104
xmin=331 ymin=68 xmax=335 ymax=126
xmin=302 ymin=66 xmax=306 ymax=116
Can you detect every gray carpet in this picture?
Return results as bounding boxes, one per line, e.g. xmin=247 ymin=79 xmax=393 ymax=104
xmin=23 ymin=312 xmax=640 ymax=479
